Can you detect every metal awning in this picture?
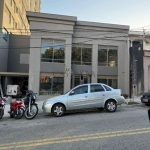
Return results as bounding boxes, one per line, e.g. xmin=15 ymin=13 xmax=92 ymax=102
xmin=0 ymin=72 xmax=29 ymax=76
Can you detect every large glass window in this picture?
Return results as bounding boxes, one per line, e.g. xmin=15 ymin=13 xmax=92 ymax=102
xmin=98 ymin=46 xmax=118 ymax=67
xmin=72 ymin=45 xmax=92 ymax=65
xmin=41 ymin=39 xmax=65 ymax=63
xmin=39 ymin=74 xmax=64 ymax=95
xmin=97 ymin=77 xmax=118 ymax=89
xmin=2 ymin=28 xmax=8 ymax=42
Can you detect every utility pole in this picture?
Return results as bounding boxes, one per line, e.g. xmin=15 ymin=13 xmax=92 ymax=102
xmin=130 ymin=69 xmax=134 ymax=102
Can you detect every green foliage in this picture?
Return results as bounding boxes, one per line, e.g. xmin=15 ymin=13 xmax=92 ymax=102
xmin=123 ymin=94 xmax=128 ymax=99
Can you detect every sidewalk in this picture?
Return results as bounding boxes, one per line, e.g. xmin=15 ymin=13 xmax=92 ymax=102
xmin=124 ymin=96 xmax=141 ymax=104
xmin=3 ymin=99 xmax=44 ymax=118
xmin=3 ymin=96 xmax=142 ymax=118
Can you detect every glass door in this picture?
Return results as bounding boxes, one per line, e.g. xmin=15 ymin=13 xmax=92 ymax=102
xmin=71 ymin=75 xmax=91 ymax=88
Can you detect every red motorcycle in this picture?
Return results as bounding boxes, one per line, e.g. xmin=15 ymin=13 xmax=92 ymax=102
xmin=8 ymin=99 xmax=25 ymax=119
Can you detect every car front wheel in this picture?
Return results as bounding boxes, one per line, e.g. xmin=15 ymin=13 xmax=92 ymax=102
xmin=52 ymin=104 xmax=65 ymax=117
xmin=105 ymin=100 xmax=117 ymax=112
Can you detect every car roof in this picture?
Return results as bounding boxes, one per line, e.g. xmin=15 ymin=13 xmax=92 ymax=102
xmin=76 ymin=83 xmax=106 ymax=87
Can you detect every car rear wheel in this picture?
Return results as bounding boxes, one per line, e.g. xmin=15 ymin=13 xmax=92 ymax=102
xmin=105 ymin=100 xmax=117 ymax=112
xmin=52 ymin=104 xmax=65 ymax=117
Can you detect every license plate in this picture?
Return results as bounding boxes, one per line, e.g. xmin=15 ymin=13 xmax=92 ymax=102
xmin=143 ymin=99 xmax=148 ymax=102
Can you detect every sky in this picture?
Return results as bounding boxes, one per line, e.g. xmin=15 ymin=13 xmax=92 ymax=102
xmin=41 ymin=0 xmax=150 ymax=30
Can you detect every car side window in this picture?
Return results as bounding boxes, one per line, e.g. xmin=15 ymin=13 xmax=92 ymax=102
xmin=73 ymin=85 xmax=88 ymax=95
xmin=103 ymin=85 xmax=112 ymax=91
xmin=90 ymin=85 xmax=105 ymax=93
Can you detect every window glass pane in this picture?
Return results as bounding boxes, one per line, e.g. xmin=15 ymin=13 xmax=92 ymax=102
xmin=108 ymin=79 xmax=117 ymax=89
xmin=74 ymin=77 xmax=80 ymax=87
xmin=108 ymin=49 xmax=118 ymax=67
xmin=72 ymin=47 xmax=81 ymax=65
xmin=53 ymin=41 xmax=65 ymax=63
xmin=52 ymin=77 xmax=64 ymax=94
xmin=97 ymin=79 xmax=107 ymax=84
xmin=103 ymin=85 xmax=112 ymax=91
xmin=90 ymin=85 xmax=105 ymax=93
xmin=2 ymin=28 xmax=8 ymax=41
xmin=73 ymin=86 xmax=88 ymax=95
xmin=39 ymin=76 xmax=64 ymax=95
xmin=82 ymin=47 xmax=92 ymax=65
xmin=40 ymin=76 xmax=52 ymax=95
xmin=98 ymin=48 xmax=107 ymax=66
xmin=41 ymin=40 xmax=65 ymax=63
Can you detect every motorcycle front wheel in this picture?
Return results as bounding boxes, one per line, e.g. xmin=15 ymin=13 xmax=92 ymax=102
xmin=24 ymin=104 xmax=38 ymax=120
xmin=14 ymin=108 xmax=25 ymax=119
xmin=0 ymin=109 xmax=4 ymax=119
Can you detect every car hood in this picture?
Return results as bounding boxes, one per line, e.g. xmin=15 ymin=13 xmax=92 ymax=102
xmin=143 ymin=92 xmax=150 ymax=96
xmin=45 ymin=95 xmax=64 ymax=103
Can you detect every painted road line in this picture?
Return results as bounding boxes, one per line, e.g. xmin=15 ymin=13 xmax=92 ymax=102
xmin=0 ymin=128 xmax=150 ymax=150
xmin=0 ymin=127 xmax=150 ymax=147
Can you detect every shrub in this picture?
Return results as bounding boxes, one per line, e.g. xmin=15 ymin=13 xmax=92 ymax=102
xmin=123 ymin=94 xmax=128 ymax=99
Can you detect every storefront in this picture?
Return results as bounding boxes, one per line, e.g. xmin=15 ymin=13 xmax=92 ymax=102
xmin=27 ymin=11 xmax=130 ymax=99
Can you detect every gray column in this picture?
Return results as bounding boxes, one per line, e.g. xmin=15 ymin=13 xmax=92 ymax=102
xmin=64 ymin=38 xmax=72 ymax=93
xmin=92 ymin=44 xmax=98 ymax=83
xmin=124 ymin=38 xmax=130 ymax=94
xmin=29 ymin=38 xmax=41 ymax=95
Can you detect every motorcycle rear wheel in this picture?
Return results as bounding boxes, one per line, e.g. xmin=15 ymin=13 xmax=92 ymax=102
xmin=24 ymin=104 xmax=38 ymax=120
xmin=0 ymin=109 xmax=4 ymax=119
xmin=14 ymin=108 xmax=24 ymax=119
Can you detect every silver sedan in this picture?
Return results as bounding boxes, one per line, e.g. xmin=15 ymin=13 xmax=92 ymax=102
xmin=42 ymin=83 xmax=125 ymax=117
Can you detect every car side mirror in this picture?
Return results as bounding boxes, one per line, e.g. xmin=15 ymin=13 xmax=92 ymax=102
xmin=69 ymin=91 xmax=74 ymax=96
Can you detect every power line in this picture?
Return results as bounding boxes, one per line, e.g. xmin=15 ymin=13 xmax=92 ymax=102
xmin=0 ymin=34 xmax=128 ymax=40
xmin=0 ymin=39 xmax=128 ymax=50
xmin=130 ymin=25 xmax=150 ymax=30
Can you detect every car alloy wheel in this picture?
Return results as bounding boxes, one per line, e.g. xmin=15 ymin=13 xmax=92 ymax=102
xmin=52 ymin=104 xmax=65 ymax=117
xmin=105 ymin=100 xmax=117 ymax=112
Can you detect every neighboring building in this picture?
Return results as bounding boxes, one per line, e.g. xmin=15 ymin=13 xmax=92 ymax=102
xmin=0 ymin=0 xmax=41 ymax=35
xmin=26 ymin=12 xmax=130 ymax=99
xmin=0 ymin=0 xmax=40 ymax=95
xmin=129 ymin=32 xmax=150 ymax=97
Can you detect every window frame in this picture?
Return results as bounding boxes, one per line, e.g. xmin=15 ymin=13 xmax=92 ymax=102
xmin=41 ymin=39 xmax=65 ymax=63
xmin=72 ymin=44 xmax=92 ymax=65
xmin=70 ymin=85 xmax=88 ymax=96
xmin=98 ymin=46 xmax=118 ymax=67
xmin=90 ymin=84 xmax=105 ymax=93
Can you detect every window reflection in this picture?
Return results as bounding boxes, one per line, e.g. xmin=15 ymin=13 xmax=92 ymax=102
xmin=98 ymin=47 xmax=118 ymax=67
xmin=108 ymin=49 xmax=118 ymax=67
xmin=72 ymin=45 xmax=92 ymax=65
xmin=41 ymin=39 xmax=65 ymax=63
xmin=97 ymin=78 xmax=117 ymax=89
xmin=98 ymin=49 xmax=107 ymax=66
xmin=40 ymin=76 xmax=64 ymax=95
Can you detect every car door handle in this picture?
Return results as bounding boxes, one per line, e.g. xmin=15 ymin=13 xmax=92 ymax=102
xmin=103 ymin=94 xmax=105 ymax=96
xmin=85 ymin=96 xmax=88 ymax=98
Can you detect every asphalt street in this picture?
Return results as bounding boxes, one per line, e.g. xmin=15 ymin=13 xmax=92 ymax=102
xmin=0 ymin=102 xmax=150 ymax=150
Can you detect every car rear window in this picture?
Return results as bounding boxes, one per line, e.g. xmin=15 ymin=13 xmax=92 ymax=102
xmin=103 ymin=85 xmax=112 ymax=91
xmin=90 ymin=85 xmax=105 ymax=93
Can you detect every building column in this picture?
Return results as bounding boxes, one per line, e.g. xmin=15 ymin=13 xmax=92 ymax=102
xmin=29 ymin=38 xmax=41 ymax=95
xmin=64 ymin=38 xmax=72 ymax=93
xmin=92 ymin=44 xmax=98 ymax=83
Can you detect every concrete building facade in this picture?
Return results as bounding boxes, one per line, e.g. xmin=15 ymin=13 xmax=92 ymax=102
xmin=0 ymin=0 xmax=41 ymax=96
xmin=129 ymin=32 xmax=150 ymax=96
xmin=26 ymin=12 xmax=130 ymax=99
